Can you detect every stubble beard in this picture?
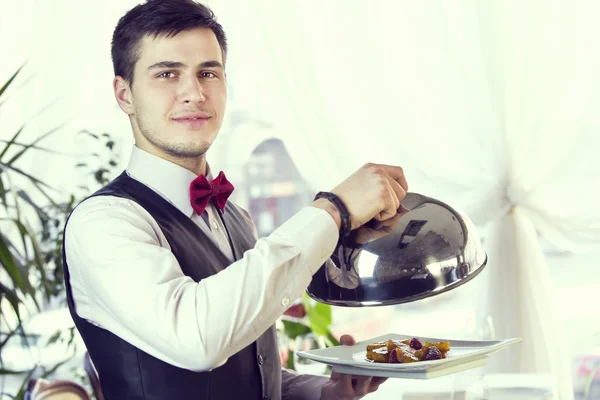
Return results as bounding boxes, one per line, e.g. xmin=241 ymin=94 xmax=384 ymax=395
xmin=136 ymin=108 xmax=212 ymax=160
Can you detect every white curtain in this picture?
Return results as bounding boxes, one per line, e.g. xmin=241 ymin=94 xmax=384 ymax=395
xmin=6 ymin=1 xmax=600 ymax=398
xmin=219 ymin=1 xmax=370 ymax=191
xmin=223 ymin=1 xmax=600 ymax=398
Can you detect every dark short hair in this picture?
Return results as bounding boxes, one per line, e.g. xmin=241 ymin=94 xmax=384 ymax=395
xmin=111 ymin=0 xmax=227 ymax=84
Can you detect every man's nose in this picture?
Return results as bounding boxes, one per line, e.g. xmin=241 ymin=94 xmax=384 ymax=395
xmin=180 ymin=76 xmax=206 ymax=103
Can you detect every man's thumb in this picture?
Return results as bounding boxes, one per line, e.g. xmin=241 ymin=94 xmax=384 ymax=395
xmin=339 ymin=334 xmax=356 ymax=346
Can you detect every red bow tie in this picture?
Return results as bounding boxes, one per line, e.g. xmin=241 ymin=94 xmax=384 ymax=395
xmin=189 ymin=171 xmax=234 ymax=215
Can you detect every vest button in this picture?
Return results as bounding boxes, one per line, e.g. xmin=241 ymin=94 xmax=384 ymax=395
xmin=258 ymin=354 xmax=264 ymax=365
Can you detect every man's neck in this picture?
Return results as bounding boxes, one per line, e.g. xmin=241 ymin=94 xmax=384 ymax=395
xmin=172 ymin=156 xmax=207 ymax=177
xmin=135 ymin=145 xmax=208 ymax=176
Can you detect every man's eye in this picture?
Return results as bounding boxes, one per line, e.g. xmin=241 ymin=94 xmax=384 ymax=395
xmin=200 ymin=71 xmax=217 ymax=79
xmin=158 ymin=71 xmax=176 ymax=78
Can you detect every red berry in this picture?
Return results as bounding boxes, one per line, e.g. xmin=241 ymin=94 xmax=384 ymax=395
xmin=424 ymin=347 xmax=442 ymax=360
xmin=388 ymin=349 xmax=400 ymax=363
xmin=409 ymin=338 xmax=423 ymax=350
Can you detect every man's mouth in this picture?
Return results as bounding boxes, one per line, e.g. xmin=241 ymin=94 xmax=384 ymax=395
xmin=172 ymin=112 xmax=212 ymax=128
xmin=173 ymin=117 xmax=211 ymax=128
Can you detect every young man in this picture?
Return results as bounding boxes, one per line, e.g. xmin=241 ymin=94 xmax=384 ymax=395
xmin=63 ymin=1 xmax=408 ymax=399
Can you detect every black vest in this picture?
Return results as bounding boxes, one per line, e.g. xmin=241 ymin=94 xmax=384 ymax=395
xmin=63 ymin=172 xmax=281 ymax=400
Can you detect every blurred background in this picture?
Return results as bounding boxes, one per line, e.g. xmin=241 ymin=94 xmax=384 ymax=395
xmin=1 ymin=0 xmax=599 ymax=399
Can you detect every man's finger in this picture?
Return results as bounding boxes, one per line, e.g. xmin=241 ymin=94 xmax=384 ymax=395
xmin=377 ymin=164 xmax=408 ymax=192
xmin=365 ymin=212 xmax=402 ymax=230
xmin=384 ymin=173 xmax=406 ymax=209
xmin=368 ymin=376 xmax=389 ymax=393
xmin=375 ymin=183 xmax=399 ymax=221
xmin=374 ymin=192 xmax=398 ymax=222
xmin=338 ymin=373 xmax=355 ymax=398
xmin=371 ymin=376 xmax=388 ymax=386
xmin=339 ymin=334 xmax=355 ymax=346
xmin=353 ymin=375 xmax=372 ymax=396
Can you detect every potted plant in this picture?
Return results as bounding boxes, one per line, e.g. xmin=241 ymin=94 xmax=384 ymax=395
xmin=279 ymin=293 xmax=340 ymax=374
xmin=0 ymin=66 xmax=119 ymax=398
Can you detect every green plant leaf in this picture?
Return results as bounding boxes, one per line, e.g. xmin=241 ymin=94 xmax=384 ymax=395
xmin=66 ymin=326 xmax=76 ymax=347
xmin=31 ymin=181 xmax=59 ymax=208
xmin=302 ymin=294 xmax=333 ymax=338
xmin=306 ymin=309 xmax=330 ymax=336
xmin=301 ymin=292 xmax=313 ymax=314
xmin=314 ymin=302 xmax=332 ymax=326
xmin=0 ymin=66 xmax=23 ymax=100
xmin=94 ymin=168 xmax=110 ymax=184
xmin=0 ymin=321 xmax=25 ymax=351
xmin=40 ymin=356 xmax=72 ymax=379
xmin=11 ymin=213 xmax=31 ymax=263
xmin=0 ymin=282 xmax=23 ymax=322
xmin=0 ymin=162 xmax=54 ymax=190
xmin=20 ymin=220 xmax=46 ymax=304
xmin=0 ymin=71 xmax=37 ymax=110
xmin=0 ymin=232 xmax=35 ymax=301
xmin=0 ymin=175 xmax=7 ymax=209
xmin=0 ymin=368 xmax=29 ymax=375
xmin=45 ymin=329 xmax=62 ymax=346
xmin=0 ymin=234 xmax=24 ymax=291
xmin=15 ymin=364 xmax=37 ymax=399
xmin=325 ymin=330 xmax=340 ymax=347
xmin=286 ymin=348 xmax=295 ymax=370
xmin=9 ymin=183 xmax=29 ymax=261
xmin=0 ymin=139 xmax=68 ymax=156
xmin=281 ymin=319 xmax=311 ymax=340
xmin=6 ymin=123 xmax=66 ymax=166
xmin=16 ymin=190 xmax=50 ymax=222
xmin=78 ymin=130 xmax=99 ymax=139
xmin=0 ymin=125 xmax=26 ymax=162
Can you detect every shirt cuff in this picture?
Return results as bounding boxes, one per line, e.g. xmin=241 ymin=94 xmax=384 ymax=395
xmin=282 ymin=368 xmax=329 ymax=400
xmin=271 ymin=206 xmax=340 ymax=275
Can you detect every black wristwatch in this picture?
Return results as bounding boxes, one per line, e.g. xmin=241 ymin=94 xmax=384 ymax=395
xmin=314 ymin=191 xmax=351 ymax=238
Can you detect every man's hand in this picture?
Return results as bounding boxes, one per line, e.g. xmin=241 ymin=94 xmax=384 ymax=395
xmin=351 ymin=206 xmax=409 ymax=245
xmin=320 ymin=335 xmax=388 ymax=400
xmin=313 ymin=163 xmax=408 ymax=232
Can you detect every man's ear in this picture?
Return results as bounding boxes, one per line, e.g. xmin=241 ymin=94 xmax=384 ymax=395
xmin=113 ymin=76 xmax=134 ymax=115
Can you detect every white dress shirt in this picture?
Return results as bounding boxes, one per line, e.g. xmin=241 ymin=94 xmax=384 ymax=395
xmin=65 ymin=146 xmax=336 ymax=399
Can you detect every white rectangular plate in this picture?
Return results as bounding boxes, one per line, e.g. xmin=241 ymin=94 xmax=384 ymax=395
xmin=296 ymin=333 xmax=522 ymax=379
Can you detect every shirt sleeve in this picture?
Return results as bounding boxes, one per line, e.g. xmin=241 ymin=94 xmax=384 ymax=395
xmin=65 ymin=196 xmax=339 ymax=372
xmin=281 ymin=368 xmax=329 ymax=400
xmin=236 ymin=203 xmax=334 ymax=399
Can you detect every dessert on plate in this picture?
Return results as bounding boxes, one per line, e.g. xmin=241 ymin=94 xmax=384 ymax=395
xmin=366 ymin=338 xmax=450 ymax=364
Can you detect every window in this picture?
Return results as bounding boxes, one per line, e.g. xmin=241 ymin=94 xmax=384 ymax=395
xmin=243 ymin=139 xmax=314 ymax=237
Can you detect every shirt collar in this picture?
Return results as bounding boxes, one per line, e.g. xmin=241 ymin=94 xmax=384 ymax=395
xmin=126 ymin=146 xmax=213 ymax=218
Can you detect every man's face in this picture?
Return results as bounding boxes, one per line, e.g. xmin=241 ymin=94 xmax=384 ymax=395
xmin=124 ymin=28 xmax=227 ymax=160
